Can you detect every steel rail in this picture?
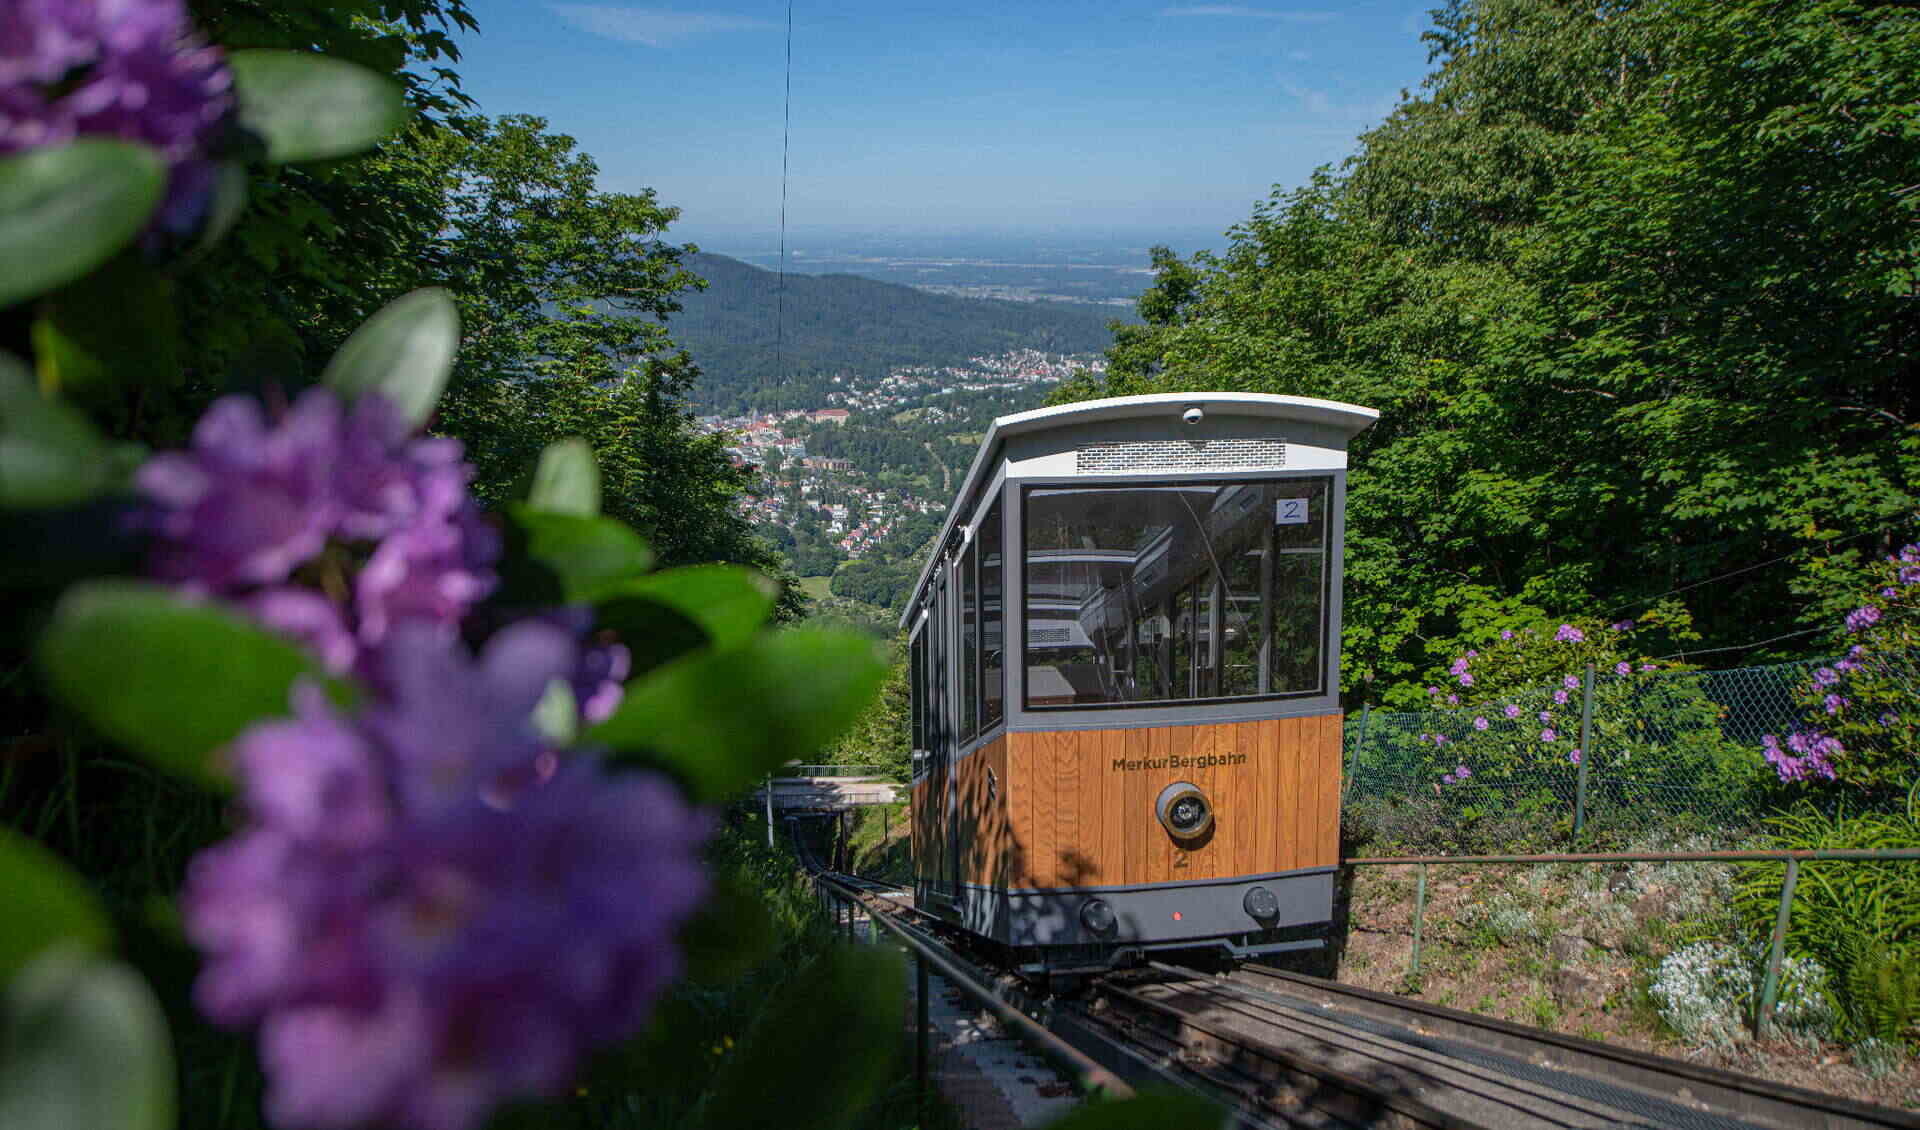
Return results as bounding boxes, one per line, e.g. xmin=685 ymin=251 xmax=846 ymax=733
xmin=811 ymin=872 xmax=1137 ymax=1102
xmin=1212 ymin=964 xmax=1920 ymax=1130
xmin=1084 ymin=974 xmax=1478 ymax=1128
xmin=1345 ymin=849 xmax=1920 ymax=865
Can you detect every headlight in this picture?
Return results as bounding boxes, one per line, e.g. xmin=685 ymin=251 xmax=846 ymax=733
xmin=1080 ymin=898 xmax=1116 ymax=934
xmin=1244 ymin=885 xmax=1280 ymax=920
xmin=1155 ymin=781 xmax=1213 ymax=839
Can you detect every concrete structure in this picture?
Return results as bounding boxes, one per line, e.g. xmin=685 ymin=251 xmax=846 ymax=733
xmin=751 ymin=775 xmax=903 ymax=812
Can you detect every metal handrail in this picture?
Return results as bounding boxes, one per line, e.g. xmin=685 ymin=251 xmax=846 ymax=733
xmin=814 ymin=873 xmax=1135 ymax=1102
xmin=1345 ymin=848 xmax=1920 ymax=1036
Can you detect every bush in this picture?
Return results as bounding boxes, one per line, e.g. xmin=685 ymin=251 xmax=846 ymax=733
xmin=1735 ymin=801 xmax=1920 ymax=1045
xmin=1648 ymin=942 xmax=1834 ymax=1049
xmin=1760 ymin=542 xmax=1920 ymax=794
xmin=1348 ymin=611 xmax=1771 ymax=849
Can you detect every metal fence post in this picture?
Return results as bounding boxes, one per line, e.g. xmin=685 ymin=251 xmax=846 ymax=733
xmin=915 ymin=953 xmax=930 ymax=1119
xmin=1347 ymin=702 xmax=1370 ymax=801
xmin=1410 ymin=863 xmax=1427 ymax=978
xmin=765 ymin=773 xmax=774 ymax=849
xmin=1757 ymin=857 xmax=1801 ymax=1038
xmin=1574 ymin=663 xmax=1596 ymax=839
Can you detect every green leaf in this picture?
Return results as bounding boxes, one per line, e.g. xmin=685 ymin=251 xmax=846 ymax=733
xmin=597 ymin=565 xmax=779 ymax=652
xmin=0 ymin=953 xmax=173 ymax=1130
xmin=0 ymin=140 xmax=164 ymax=308
xmin=1037 ymin=1092 xmax=1229 ymax=1129
xmin=586 ymin=597 xmax=708 ymax=679
xmin=181 ymin=161 xmax=249 ymax=262
xmin=36 ymin=581 xmax=336 ymax=786
xmin=698 ymin=945 xmax=903 ymax=1130
xmin=0 ymin=832 xmax=111 ymax=984
xmin=0 ymin=355 xmax=114 ymax=509
xmin=531 ymin=678 xmax=578 ymax=746
xmin=498 ymin=506 xmax=654 ymax=606
xmin=590 ymin=629 xmax=888 ymax=801
xmin=228 ymin=50 xmax=407 ymax=163
xmin=320 ymin=287 xmax=460 ymax=428
xmin=527 ymin=437 xmax=600 ymax=516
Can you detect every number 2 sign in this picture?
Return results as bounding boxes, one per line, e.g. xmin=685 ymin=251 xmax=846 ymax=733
xmin=1275 ymin=498 xmax=1309 ymax=525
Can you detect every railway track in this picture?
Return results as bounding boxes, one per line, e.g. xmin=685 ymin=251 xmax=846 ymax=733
xmin=798 ymin=839 xmax=1920 ymax=1130
xmin=1073 ymin=962 xmax=1920 ymax=1129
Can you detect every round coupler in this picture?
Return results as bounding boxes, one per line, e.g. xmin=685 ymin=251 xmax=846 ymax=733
xmin=1155 ymin=781 xmax=1214 ymax=840
xmin=1244 ymin=885 xmax=1280 ymax=921
xmin=1080 ymin=898 xmax=1116 ymax=934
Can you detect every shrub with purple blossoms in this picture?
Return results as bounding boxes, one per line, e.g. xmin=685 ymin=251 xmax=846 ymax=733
xmin=0 ymin=15 xmax=894 ymax=1126
xmin=1761 ymin=543 xmax=1920 ymax=794
xmin=1393 ymin=607 xmax=1766 ymax=834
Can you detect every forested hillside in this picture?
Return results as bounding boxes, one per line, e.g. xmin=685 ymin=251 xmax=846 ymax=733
xmin=671 ymin=252 xmax=1117 ymax=412
xmin=1055 ymin=0 xmax=1919 ymax=704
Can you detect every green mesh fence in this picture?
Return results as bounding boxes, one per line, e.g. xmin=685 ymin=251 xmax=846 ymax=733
xmin=1342 ymin=658 xmax=1827 ymax=850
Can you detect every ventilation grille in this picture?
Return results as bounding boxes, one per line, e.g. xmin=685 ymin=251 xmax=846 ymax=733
xmin=1027 ymin=626 xmax=1072 ymax=644
xmin=1076 ymin=438 xmax=1286 ymax=474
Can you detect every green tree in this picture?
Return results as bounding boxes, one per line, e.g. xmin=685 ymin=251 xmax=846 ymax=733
xmin=351 ymin=114 xmax=797 ymax=600
xmin=1058 ymin=0 xmax=1920 ymax=702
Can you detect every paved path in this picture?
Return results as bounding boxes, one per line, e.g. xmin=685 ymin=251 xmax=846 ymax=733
xmin=852 ymin=911 xmax=1082 ymax=1128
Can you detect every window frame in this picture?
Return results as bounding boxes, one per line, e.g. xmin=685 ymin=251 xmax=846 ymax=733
xmin=978 ymin=496 xmax=1005 ymax=732
xmin=1016 ymin=474 xmax=1335 ymax=714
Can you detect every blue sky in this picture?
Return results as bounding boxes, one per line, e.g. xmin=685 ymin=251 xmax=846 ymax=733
xmin=449 ymin=2 xmax=1440 ymax=248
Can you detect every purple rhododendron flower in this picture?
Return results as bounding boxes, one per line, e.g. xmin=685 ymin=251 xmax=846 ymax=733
xmin=139 ymin=389 xmax=500 ymax=677
xmin=1445 ymin=693 xmax=1459 ymax=705
xmin=1466 ymin=649 xmax=1478 ymax=659
xmin=1426 ymin=685 xmax=1440 ymax=696
xmin=1569 ymin=748 xmax=1582 ymax=765
xmin=1449 ymin=657 xmax=1469 ymax=676
xmin=1500 ymin=629 xmax=1514 ymax=640
xmin=1539 ymin=710 xmax=1552 ymax=723
xmin=139 ymin=392 xmax=344 ymax=592
xmin=1639 ymin=663 xmax=1656 ymax=672
xmin=1824 ymin=693 xmax=1849 ymax=716
xmin=1434 ymin=733 xmax=1449 ymax=746
xmin=183 ymin=623 xmax=709 ymax=1130
xmin=1553 ymin=689 xmax=1569 ymax=705
xmin=1562 ymin=674 xmax=1580 ymax=690
xmin=1455 ymin=764 xmax=1471 ymax=779
xmin=1614 ymin=661 xmax=1630 ymax=676
xmin=1555 ymin=624 xmax=1585 ymax=643
xmin=1813 ymin=666 xmax=1839 ymax=688
xmin=1457 ymin=672 xmax=1474 ymax=687
xmin=1540 ymin=728 xmax=1557 ymax=742
xmin=1846 ymin=605 xmax=1882 ymax=633
xmin=1472 ymin=716 xmax=1488 ymax=731
xmin=1883 ymin=587 xmax=1898 ymax=600
xmin=1901 ymin=565 xmax=1920 ymax=586
xmin=1503 ymin=704 xmax=1521 ymax=719
xmin=1610 ymin=620 xmax=1634 ymax=631
xmin=1 ymin=0 xmax=233 ymax=233
xmin=573 ymin=634 xmax=632 ymax=724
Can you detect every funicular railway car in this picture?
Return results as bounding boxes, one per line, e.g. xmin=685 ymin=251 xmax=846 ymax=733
xmin=905 ymin=393 xmax=1377 ymax=973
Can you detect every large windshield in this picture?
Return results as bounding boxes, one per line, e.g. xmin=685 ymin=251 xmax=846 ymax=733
xmin=1022 ymin=479 xmax=1330 ymax=708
